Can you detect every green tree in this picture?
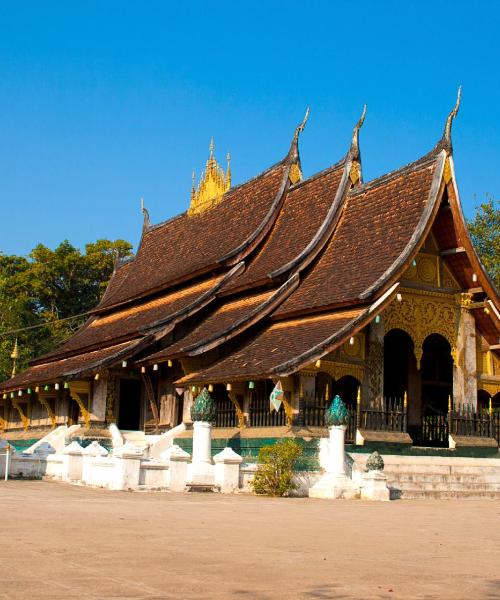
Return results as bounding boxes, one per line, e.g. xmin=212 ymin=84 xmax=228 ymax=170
xmin=468 ymin=195 xmax=500 ymax=288
xmin=0 ymin=238 xmax=133 ymax=381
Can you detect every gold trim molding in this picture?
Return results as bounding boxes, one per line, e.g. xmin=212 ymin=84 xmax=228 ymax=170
xmin=301 ymin=360 xmax=365 ymax=383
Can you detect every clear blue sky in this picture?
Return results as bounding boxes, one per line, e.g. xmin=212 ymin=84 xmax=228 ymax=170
xmin=0 ymin=1 xmax=499 ymax=256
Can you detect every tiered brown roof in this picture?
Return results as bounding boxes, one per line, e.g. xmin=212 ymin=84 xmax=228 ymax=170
xmin=275 ymin=152 xmax=445 ymax=318
xmin=1 ymin=95 xmax=499 ymax=393
xmin=96 ymin=161 xmax=290 ymax=312
xmin=221 ymin=162 xmax=345 ymax=293
xmin=2 ymin=341 xmax=135 ymax=392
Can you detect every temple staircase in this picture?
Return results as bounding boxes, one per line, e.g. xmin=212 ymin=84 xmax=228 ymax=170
xmin=350 ymin=453 xmax=500 ymax=499
xmin=121 ymin=431 xmax=161 ymax=454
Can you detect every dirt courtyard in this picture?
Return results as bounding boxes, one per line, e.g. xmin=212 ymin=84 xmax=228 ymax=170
xmin=0 ymin=481 xmax=499 ymax=600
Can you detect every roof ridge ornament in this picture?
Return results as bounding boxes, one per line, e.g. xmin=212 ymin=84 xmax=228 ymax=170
xmin=140 ymin=197 xmax=151 ymax=231
xmin=348 ymin=104 xmax=367 ymax=185
xmin=442 ymin=86 xmax=462 ymax=150
xmin=288 ymin=107 xmax=310 ymax=184
xmin=350 ymin=104 xmax=367 ymax=161
xmin=188 ymin=138 xmax=231 ymax=216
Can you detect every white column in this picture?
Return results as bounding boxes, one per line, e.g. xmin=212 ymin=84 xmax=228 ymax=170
xmin=327 ymin=425 xmax=346 ymax=476
xmin=190 ymin=421 xmax=214 ymax=485
xmin=309 ymin=425 xmax=359 ymax=499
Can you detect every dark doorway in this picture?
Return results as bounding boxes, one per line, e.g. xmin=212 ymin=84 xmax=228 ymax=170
xmin=421 ymin=334 xmax=453 ymax=415
xmin=69 ymin=398 xmax=80 ymax=426
xmin=384 ymin=329 xmax=413 ymax=401
xmin=418 ymin=334 xmax=453 ymax=447
xmin=333 ymin=375 xmax=359 ymax=411
xmin=118 ymin=379 xmax=142 ymax=430
xmin=175 ymin=390 xmax=185 ymax=426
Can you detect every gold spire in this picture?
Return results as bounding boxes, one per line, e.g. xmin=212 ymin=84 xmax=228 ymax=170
xmin=188 ymin=138 xmax=232 ymax=216
xmin=10 ymin=338 xmax=19 ymax=377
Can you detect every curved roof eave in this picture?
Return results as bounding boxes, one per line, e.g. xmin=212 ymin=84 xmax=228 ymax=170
xmin=446 ymin=156 xmax=500 ymax=310
xmin=359 ymin=150 xmax=447 ymax=301
xmin=272 ymin=283 xmax=400 ymax=377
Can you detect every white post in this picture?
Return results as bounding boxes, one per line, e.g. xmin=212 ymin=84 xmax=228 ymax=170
xmin=309 ymin=424 xmax=359 ymax=499
xmin=163 ymin=445 xmax=190 ymax=492
xmin=5 ymin=443 xmax=10 ymax=481
xmin=81 ymin=441 xmax=108 ymax=484
xmin=328 ymin=425 xmax=346 ymax=476
xmin=113 ymin=442 xmax=143 ymax=491
xmin=214 ymin=447 xmax=243 ymax=493
xmin=192 ymin=421 xmax=212 ymax=465
xmin=190 ymin=421 xmax=214 ymax=485
xmin=63 ymin=441 xmax=84 ymax=481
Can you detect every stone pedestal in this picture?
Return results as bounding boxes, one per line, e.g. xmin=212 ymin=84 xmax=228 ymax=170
xmin=190 ymin=421 xmax=214 ymax=485
xmin=309 ymin=425 xmax=359 ymax=499
xmin=163 ymin=445 xmax=190 ymax=492
xmin=63 ymin=441 xmax=84 ymax=481
xmin=360 ymin=470 xmax=390 ymax=501
xmin=114 ymin=442 xmax=143 ymax=490
xmin=214 ymin=447 xmax=243 ymax=493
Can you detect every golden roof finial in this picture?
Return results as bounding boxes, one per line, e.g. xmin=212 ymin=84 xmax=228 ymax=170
xmin=226 ymin=152 xmax=231 ymax=188
xmin=10 ymin=338 xmax=19 ymax=377
xmin=442 ymin=86 xmax=462 ymax=150
xmin=188 ymin=139 xmax=232 ymax=216
xmin=191 ymin=169 xmax=196 ymax=201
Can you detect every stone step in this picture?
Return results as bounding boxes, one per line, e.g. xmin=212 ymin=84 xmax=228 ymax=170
xmin=382 ymin=466 xmax=500 ymax=477
xmin=393 ymin=489 xmax=500 ymax=500
xmin=388 ymin=481 xmax=500 ymax=492
xmin=386 ymin=473 xmax=500 ymax=485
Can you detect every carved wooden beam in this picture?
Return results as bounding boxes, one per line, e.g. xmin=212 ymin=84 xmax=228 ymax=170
xmin=68 ymin=381 xmax=91 ymax=428
xmin=37 ymin=393 xmax=57 ymax=428
xmin=440 ymin=247 xmax=466 ymax=256
xmin=12 ymin=399 xmax=30 ymax=431
xmin=227 ymin=391 xmax=245 ymax=429
xmin=141 ymin=373 xmax=160 ymax=433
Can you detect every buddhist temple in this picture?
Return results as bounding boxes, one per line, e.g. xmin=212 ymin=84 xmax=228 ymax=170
xmin=1 ymin=92 xmax=499 ymax=456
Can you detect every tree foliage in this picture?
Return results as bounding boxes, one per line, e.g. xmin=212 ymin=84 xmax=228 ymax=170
xmin=468 ymin=194 xmax=500 ymax=288
xmin=251 ymin=439 xmax=303 ymax=497
xmin=0 ymin=239 xmax=132 ymax=381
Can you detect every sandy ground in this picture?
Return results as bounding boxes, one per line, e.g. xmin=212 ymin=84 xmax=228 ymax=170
xmin=0 ymin=481 xmax=499 ymax=600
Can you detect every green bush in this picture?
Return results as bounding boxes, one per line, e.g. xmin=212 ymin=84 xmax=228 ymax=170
xmin=251 ymin=439 xmax=303 ymax=497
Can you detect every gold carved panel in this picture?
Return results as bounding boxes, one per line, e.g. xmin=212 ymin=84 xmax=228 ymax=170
xmin=402 ymin=254 xmax=439 ymax=287
xmin=384 ymin=289 xmax=458 ymax=368
xmin=343 ymin=333 xmax=365 ymax=359
xmin=305 ymin=360 xmax=364 ymax=384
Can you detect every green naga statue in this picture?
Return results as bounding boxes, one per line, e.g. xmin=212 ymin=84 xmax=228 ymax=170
xmin=324 ymin=395 xmax=349 ymax=427
xmin=190 ymin=387 xmax=216 ymax=422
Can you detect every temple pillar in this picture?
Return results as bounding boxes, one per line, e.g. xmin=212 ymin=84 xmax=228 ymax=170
xmin=182 ymin=389 xmax=194 ymax=424
xmin=242 ymin=387 xmax=251 ymax=427
xmin=453 ymin=307 xmax=477 ymax=409
xmin=159 ymin=382 xmax=177 ymax=428
xmin=407 ymin=356 xmax=421 ymax=427
xmin=90 ymin=377 xmax=107 ymax=425
xmin=366 ymin=319 xmax=384 ymax=408
xmin=298 ymin=373 xmax=315 ymax=426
